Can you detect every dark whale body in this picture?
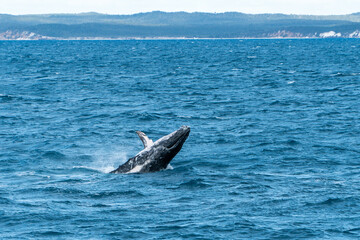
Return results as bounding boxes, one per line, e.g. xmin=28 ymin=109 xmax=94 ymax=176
xmin=110 ymin=126 xmax=190 ymax=174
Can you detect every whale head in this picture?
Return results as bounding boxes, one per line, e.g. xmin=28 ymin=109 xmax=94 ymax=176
xmin=154 ymin=125 xmax=190 ymax=162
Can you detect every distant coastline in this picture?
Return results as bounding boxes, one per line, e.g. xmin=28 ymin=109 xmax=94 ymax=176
xmin=1 ymin=35 xmax=359 ymax=41
xmin=1 ymin=11 xmax=360 ymax=40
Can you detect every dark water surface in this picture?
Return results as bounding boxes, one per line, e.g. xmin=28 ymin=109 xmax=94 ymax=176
xmin=1 ymin=39 xmax=360 ymax=239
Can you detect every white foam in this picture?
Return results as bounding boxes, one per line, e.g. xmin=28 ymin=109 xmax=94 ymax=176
xmin=15 ymin=171 xmax=36 ymax=176
xmin=76 ymin=147 xmax=129 ymax=173
xmin=73 ymin=165 xmax=117 ymax=173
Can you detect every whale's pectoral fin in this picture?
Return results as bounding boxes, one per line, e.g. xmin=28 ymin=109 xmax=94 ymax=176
xmin=136 ymin=131 xmax=154 ymax=148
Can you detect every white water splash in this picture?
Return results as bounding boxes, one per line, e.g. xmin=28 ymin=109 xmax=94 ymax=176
xmin=74 ymin=147 xmax=129 ymax=173
xmin=94 ymin=149 xmax=128 ymax=173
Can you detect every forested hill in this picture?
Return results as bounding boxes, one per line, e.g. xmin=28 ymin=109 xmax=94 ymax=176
xmin=1 ymin=11 xmax=360 ymax=39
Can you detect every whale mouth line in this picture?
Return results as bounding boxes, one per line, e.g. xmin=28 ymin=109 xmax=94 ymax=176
xmin=168 ymin=129 xmax=190 ymax=150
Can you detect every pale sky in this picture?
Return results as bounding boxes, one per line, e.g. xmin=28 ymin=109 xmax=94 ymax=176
xmin=0 ymin=0 xmax=359 ymax=15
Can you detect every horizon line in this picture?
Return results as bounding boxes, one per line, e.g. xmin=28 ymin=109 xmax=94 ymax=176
xmin=1 ymin=10 xmax=360 ymax=17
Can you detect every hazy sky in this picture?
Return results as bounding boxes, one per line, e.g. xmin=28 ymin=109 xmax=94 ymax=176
xmin=0 ymin=0 xmax=359 ymax=15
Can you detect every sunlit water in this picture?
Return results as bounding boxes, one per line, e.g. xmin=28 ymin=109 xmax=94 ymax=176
xmin=1 ymin=39 xmax=360 ymax=239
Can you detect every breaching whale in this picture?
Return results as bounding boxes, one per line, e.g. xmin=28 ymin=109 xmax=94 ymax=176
xmin=110 ymin=126 xmax=190 ymax=174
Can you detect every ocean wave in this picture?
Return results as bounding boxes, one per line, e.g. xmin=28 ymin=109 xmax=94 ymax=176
xmin=177 ymin=179 xmax=211 ymax=189
xmin=306 ymin=196 xmax=359 ymax=206
xmin=42 ymin=151 xmax=66 ymax=160
xmin=88 ymin=190 xmax=144 ymax=199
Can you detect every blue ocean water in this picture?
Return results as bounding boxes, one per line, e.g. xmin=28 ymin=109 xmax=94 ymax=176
xmin=0 ymin=39 xmax=360 ymax=239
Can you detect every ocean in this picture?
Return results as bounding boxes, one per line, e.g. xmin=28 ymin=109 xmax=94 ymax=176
xmin=1 ymin=39 xmax=360 ymax=239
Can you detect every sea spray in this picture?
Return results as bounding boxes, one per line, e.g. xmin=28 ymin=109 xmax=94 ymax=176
xmin=73 ymin=147 xmax=129 ymax=173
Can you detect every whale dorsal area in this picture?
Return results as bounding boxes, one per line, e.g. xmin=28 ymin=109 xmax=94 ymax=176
xmin=136 ymin=131 xmax=154 ymax=148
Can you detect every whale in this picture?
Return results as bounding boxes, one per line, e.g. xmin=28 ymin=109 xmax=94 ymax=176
xmin=110 ymin=126 xmax=190 ymax=174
